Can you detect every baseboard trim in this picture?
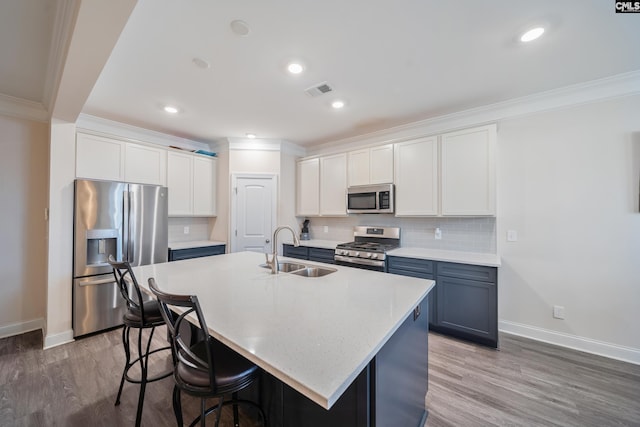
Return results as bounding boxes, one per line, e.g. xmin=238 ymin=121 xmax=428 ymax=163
xmin=499 ymin=320 xmax=640 ymax=365
xmin=0 ymin=318 xmax=45 ymax=339
xmin=43 ymin=329 xmax=75 ymax=350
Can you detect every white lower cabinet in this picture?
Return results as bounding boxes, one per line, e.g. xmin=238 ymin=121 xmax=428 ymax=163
xmin=441 ymin=124 xmax=496 ymax=216
xmin=394 ymin=136 xmax=439 ymax=216
xmin=167 ymin=151 xmax=217 ymax=217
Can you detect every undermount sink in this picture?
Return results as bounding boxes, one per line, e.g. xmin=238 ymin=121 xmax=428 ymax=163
xmin=260 ymin=262 xmax=307 ymax=272
xmin=259 ymin=262 xmax=337 ymax=277
xmin=290 ymin=266 xmax=337 ymax=277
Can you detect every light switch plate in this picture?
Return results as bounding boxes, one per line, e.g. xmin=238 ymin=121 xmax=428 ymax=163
xmin=507 ymin=230 xmax=518 ymax=242
xmin=183 ymin=226 xmax=190 ymax=234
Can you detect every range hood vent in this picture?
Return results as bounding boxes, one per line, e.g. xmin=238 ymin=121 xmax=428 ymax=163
xmin=304 ymin=82 xmax=333 ymax=97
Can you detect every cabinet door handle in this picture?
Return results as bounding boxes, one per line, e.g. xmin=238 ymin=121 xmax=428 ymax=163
xmin=265 ymin=239 xmax=270 ymax=243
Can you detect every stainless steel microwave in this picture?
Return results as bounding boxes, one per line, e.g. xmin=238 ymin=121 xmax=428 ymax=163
xmin=347 ymin=184 xmax=394 ymax=214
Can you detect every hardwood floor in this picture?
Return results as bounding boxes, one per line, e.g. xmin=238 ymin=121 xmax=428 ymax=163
xmin=0 ymin=328 xmax=638 ymax=426
xmin=426 ymin=332 xmax=640 ymax=427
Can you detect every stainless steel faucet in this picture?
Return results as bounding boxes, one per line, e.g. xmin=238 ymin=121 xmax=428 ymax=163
xmin=265 ymin=225 xmax=300 ymax=274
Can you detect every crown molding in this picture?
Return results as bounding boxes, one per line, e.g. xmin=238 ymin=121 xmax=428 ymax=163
xmin=0 ymin=94 xmax=48 ymax=122
xmin=309 ymin=70 xmax=640 ymax=156
xmin=76 ymin=114 xmax=210 ymax=151
xmin=43 ymin=0 xmax=79 ymax=113
xmin=220 ymin=137 xmax=307 ymax=157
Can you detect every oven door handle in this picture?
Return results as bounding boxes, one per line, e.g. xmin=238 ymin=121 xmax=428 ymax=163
xmin=334 ymin=255 xmax=386 ymax=268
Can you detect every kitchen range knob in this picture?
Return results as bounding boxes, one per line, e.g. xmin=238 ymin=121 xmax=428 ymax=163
xmin=364 ymin=253 xmax=372 ymax=258
xmin=354 ymin=252 xmax=360 ymax=257
xmin=371 ymin=253 xmax=378 ymax=259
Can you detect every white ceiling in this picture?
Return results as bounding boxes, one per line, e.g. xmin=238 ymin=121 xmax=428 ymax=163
xmin=0 ymin=0 xmax=57 ymax=103
xmin=2 ymin=1 xmax=640 ymax=147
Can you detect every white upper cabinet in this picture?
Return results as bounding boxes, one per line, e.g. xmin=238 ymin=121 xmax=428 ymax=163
xmin=167 ymin=151 xmax=217 ymax=217
xmin=77 ymin=132 xmax=166 ymax=186
xmin=347 ymin=144 xmax=393 ymax=186
xmin=76 ymin=133 xmax=125 ymax=181
xmin=347 ymin=149 xmax=369 ymax=187
xmin=193 ymin=156 xmax=216 ymax=216
xmin=167 ymin=151 xmax=193 ymax=216
xmin=440 ymin=124 xmax=496 ymax=216
xmin=320 ymin=153 xmax=348 ymax=216
xmin=394 ymin=137 xmax=439 ymax=216
xmin=124 ymin=143 xmax=167 ymax=186
xmin=296 ymin=158 xmax=320 ymax=216
xmin=369 ymin=144 xmax=394 ymax=184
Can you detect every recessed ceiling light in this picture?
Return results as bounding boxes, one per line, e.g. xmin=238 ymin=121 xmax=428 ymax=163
xmin=331 ymin=100 xmax=345 ymax=109
xmin=520 ymin=27 xmax=545 ymax=42
xmin=164 ymin=105 xmax=179 ymax=114
xmin=287 ymin=62 xmax=304 ymax=74
xmin=246 ymin=133 xmax=256 ymax=139
xmin=230 ymin=20 xmax=250 ymax=36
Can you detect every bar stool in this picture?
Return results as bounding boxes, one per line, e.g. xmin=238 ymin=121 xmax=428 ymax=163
xmin=108 ymin=256 xmax=173 ymax=427
xmin=148 ymin=277 xmax=267 ymax=427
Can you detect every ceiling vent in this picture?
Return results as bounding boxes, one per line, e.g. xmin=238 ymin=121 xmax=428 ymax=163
xmin=304 ymin=82 xmax=333 ymax=97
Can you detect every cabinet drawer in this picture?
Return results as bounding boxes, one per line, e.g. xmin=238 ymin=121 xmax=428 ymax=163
xmin=387 ymin=257 xmax=434 ymax=276
xmin=437 ymin=262 xmax=496 ymax=283
xmin=169 ymin=245 xmax=225 ymax=261
xmin=308 ymin=247 xmax=335 ymax=264
xmin=283 ymin=244 xmax=309 ymax=260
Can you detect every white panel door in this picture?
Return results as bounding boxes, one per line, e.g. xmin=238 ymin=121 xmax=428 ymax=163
xmin=394 ymin=137 xmax=439 ymax=216
xmin=233 ymin=176 xmax=275 ymax=253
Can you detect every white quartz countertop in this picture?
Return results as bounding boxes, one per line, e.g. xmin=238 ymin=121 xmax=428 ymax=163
xmin=281 ymin=239 xmax=344 ymax=249
xmin=168 ymin=240 xmax=226 ymax=250
xmin=132 ymin=251 xmax=434 ymax=409
xmin=388 ymin=247 xmax=501 ymax=267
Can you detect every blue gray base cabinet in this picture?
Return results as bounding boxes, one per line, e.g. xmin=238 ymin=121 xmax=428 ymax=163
xmin=251 ymin=297 xmax=429 ymax=427
xmin=168 ymin=244 xmax=226 ymax=261
xmin=283 ymin=244 xmax=336 ymax=264
xmin=388 ymin=256 xmax=498 ymax=348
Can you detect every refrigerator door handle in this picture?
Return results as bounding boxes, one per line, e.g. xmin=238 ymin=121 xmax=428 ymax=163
xmin=123 ymin=189 xmax=131 ymax=262
xmin=78 ymin=277 xmax=116 ymax=287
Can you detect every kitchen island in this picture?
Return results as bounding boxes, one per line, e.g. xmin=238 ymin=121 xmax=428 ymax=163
xmin=132 ymin=251 xmax=435 ymax=427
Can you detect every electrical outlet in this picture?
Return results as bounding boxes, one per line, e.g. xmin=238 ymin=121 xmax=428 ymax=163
xmin=507 ymin=230 xmax=518 ymax=242
xmin=183 ymin=226 xmax=190 ymax=235
xmin=434 ymin=227 xmax=442 ymax=240
xmin=553 ymin=305 xmax=565 ymax=319
xmin=323 ymin=226 xmax=329 ymax=233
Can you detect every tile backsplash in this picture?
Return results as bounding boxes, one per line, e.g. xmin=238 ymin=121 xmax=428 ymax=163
xmin=168 ymin=217 xmax=211 ymax=243
xmin=301 ymin=215 xmax=496 ymax=253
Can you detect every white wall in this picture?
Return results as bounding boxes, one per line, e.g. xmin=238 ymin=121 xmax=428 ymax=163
xmin=497 ymin=95 xmax=640 ymax=360
xmin=44 ymin=120 xmax=76 ymax=348
xmin=0 ymin=114 xmax=48 ymax=337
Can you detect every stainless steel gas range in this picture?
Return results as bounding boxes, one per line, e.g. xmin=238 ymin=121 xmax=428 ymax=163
xmin=334 ymin=226 xmax=400 ymax=272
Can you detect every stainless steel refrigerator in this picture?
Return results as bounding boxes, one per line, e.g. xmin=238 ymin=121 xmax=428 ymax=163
xmin=73 ymin=179 xmax=168 ymax=337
